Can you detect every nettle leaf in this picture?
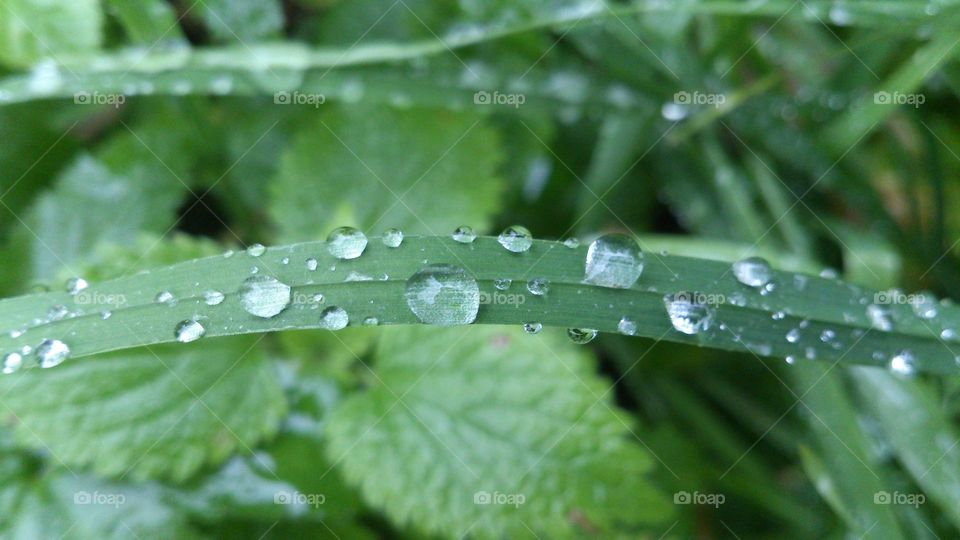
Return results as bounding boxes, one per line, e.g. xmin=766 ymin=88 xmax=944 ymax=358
xmin=269 ymin=105 xmax=503 ymax=241
xmin=326 ymin=326 xmax=672 ymax=539
xmin=0 ymin=0 xmax=102 ymax=67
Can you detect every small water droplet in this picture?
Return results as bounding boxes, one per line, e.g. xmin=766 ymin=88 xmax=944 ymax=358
xmin=732 ymin=257 xmax=773 ymax=288
xmin=247 ymin=243 xmax=266 ymax=257
xmin=771 ymin=311 xmax=786 ymax=320
xmin=523 ymin=322 xmax=542 ymax=334
xmin=889 ymin=350 xmax=916 ymax=376
xmin=785 ymin=355 xmax=797 ymax=365
xmin=175 ymin=320 xmax=206 ymax=343
xmin=239 ymin=276 xmax=292 ymax=318
xmin=65 ymin=277 xmax=88 ymax=295
xmin=223 ymin=249 xmax=235 ymax=258
xmin=362 ymin=316 xmax=379 ymax=326
xmin=327 ymin=227 xmax=368 ymax=260
xmin=911 ymin=293 xmax=938 ymax=319
xmin=497 ymin=225 xmax=533 ymax=253
xmin=494 ymin=278 xmax=512 ymax=290
xmin=313 ymin=293 xmax=325 ymax=303
xmin=100 ymin=310 xmax=112 ymax=320
xmin=281 ymin=257 xmax=290 ymax=265
xmin=819 ymin=268 xmax=839 ymax=279
xmin=36 ymin=339 xmax=70 ymax=368
xmin=562 ymin=238 xmax=580 ymax=249
xmin=2 ymin=352 xmax=23 ymax=374
xmin=155 ymin=291 xmax=177 ymax=306
xmin=306 ymin=258 xmax=318 ymax=271
xmin=786 ymin=328 xmax=801 ymax=343
xmin=319 ymin=306 xmax=349 ymax=330
xmin=866 ymin=305 xmax=893 ymax=331
xmin=567 ymin=328 xmax=598 ymax=344
xmin=527 ymin=278 xmax=549 ymax=296
xmin=941 ymin=329 xmax=957 ymax=341
xmin=663 ymin=292 xmax=715 ymax=335
xmin=583 ymin=234 xmax=644 ymax=289
xmin=452 ymin=226 xmax=477 ymax=243
xmin=9 ymin=329 xmax=23 ymax=338
xmin=382 ymin=228 xmax=404 ymax=248
xmin=617 ymin=317 xmax=638 ymax=336
xmin=203 ymin=290 xmax=225 ymax=306
xmin=404 ymin=264 xmax=480 ymax=326
xmin=47 ymin=304 xmax=69 ymax=321
xmin=820 ymin=329 xmax=836 ymax=342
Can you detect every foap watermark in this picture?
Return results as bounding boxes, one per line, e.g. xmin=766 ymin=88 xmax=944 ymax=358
xmin=673 ymin=90 xmax=726 ymax=108
xmin=74 ymin=91 xmax=126 ymax=108
xmin=274 ymin=490 xmax=325 ymax=508
xmin=473 ymin=491 xmax=526 ymax=508
xmin=672 ymin=290 xmax=727 ymax=307
xmin=874 ymin=290 xmax=926 ymax=305
xmin=479 ymin=290 xmax=525 ymax=306
xmin=274 ymin=91 xmax=326 ymax=108
xmin=473 ymin=90 xmax=525 ymax=108
xmin=874 ymin=490 xmax=925 ymax=508
xmin=674 ymin=491 xmax=725 ymax=508
xmin=74 ymin=490 xmax=126 ymax=508
xmin=873 ymin=91 xmax=925 ymax=108
xmin=73 ymin=291 xmax=127 ymax=308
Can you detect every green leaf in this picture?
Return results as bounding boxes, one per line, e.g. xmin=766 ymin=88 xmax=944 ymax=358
xmin=197 ymin=0 xmax=284 ymax=43
xmin=0 ymin=0 xmax=102 ymax=67
xmin=325 ymin=326 xmax=672 ymax=538
xmin=269 ymin=105 xmax=503 ymax=240
xmin=105 ymin=0 xmax=185 ymax=44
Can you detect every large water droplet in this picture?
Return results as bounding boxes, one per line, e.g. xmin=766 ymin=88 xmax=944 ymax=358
xmin=497 ymin=225 xmax=533 ymax=253
xmin=66 ymin=277 xmax=88 ymax=295
xmin=527 ymin=278 xmax=549 ymax=296
xmin=452 ymin=226 xmax=477 ymax=244
xmin=246 ymin=243 xmax=266 ymax=257
xmin=175 ymin=320 xmax=206 ymax=343
xmin=583 ymin=234 xmax=643 ymax=289
xmin=567 ymin=328 xmax=598 ymax=344
xmin=36 ymin=339 xmax=70 ymax=368
xmin=618 ymin=317 xmax=638 ymax=336
xmin=2 ymin=352 xmax=23 ymax=374
xmin=663 ymin=292 xmax=715 ymax=335
xmin=404 ymin=264 xmax=480 ymax=326
xmin=382 ymin=228 xmax=404 ymax=248
xmin=732 ymin=257 xmax=773 ymax=288
xmin=889 ymin=350 xmax=916 ymax=376
xmin=327 ymin=227 xmax=368 ymax=260
xmin=203 ymin=290 xmax=225 ymax=306
xmin=239 ymin=276 xmax=292 ymax=318
xmin=319 ymin=306 xmax=349 ymax=330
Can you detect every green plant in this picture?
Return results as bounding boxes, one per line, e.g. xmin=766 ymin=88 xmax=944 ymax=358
xmin=1 ymin=0 xmax=960 ymax=538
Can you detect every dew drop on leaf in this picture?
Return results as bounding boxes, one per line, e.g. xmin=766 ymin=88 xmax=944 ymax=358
xmin=567 ymin=328 xmax=598 ymax=344
xmin=36 ymin=339 xmax=70 ymax=368
xmin=583 ymin=234 xmax=643 ymax=289
xmin=617 ymin=317 xmax=638 ymax=336
xmin=732 ymin=257 xmax=773 ymax=288
xmin=382 ymin=228 xmax=404 ymax=248
xmin=327 ymin=227 xmax=368 ymax=260
xmin=319 ymin=306 xmax=349 ymax=330
xmin=527 ymin=278 xmax=549 ymax=296
xmin=203 ymin=290 xmax=225 ymax=306
xmin=910 ymin=293 xmax=938 ymax=319
xmin=562 ymin=237 xmax=580 ymax=249
xmin=889 ymin=350 xmax=916 ymax=376
xmin=47 ymin=304 xmax=69 ymax=321
xmin=246 ymin=243 xmax=266 ymax=257
xmin=306 ymin=258 xmax=318 ymax=271
xmin=155 ymin=291 xmax=177 ymax=306
xmin=404 ymin=264 xmax=480 ymax=326
xmin=2 ymin=352 xmax=23 ymax=374
xmin=362 ymin=316 xmax=380 ymax=326
xmin=174 ymin=320 xmax=206 ymax=343
xmin=497 ymin=225 xmax=533 ymax=253
xmin=451 ymin=226 xmax=477 ymax=244
xmin=494 ymin=278 xmax=512 ymax=290
xmin=523 ymin=322 xmax=542 ymax=334
xmin=65 ymin=277 xmax=88 ymax=295
xmin=866 ymin=305 xmax=893 ymax=331
xmin=239 ymin=276 xmax=292 ymax=318
xmin=663 ymin=292 xmax=715 ymax=335
xmin=786 ymin=328 xmax=801 ymax=343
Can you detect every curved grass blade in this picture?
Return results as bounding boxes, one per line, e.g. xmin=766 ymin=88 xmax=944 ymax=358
xmin=0 ymin=236 xmax=957 ymax=374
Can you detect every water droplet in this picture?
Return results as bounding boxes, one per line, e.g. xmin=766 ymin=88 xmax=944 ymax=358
xmin=327 ymin=227 xmax=368 ymax=260
xmin=663 ymin=292 xmax=715 ymax=335
xmin=618 ymin=317 xmax=638 ymax=336
xmin=382 ymin=228 xmax=404 ymax=248
xmin=786 ymin=328 xmax=801 ymax=343
xmin=494 ymin=278 xmax=512 ymax=290
xmin=911 ymin=293 xmax=938 ymax=319
xmin=732 ymin=257 xmax=773 ymax=288
xmin=866 ymin=305 xmax=893 ymax=331
xmin=319 ymin=306 xmax=349 ymax=330
xmin=100 ymin=311 xmax=112 ymax=320
xmin=306 ymin=258 xmax=318 ymax=271
xmin=239 ymin=276 xmax=292 ymax=318
xmin=567 ymin=328 xmax=598 ymax=344
xmin=819 ymin=268 xmax=839 ymax=279
xmin=941 ymin=329 xmax=957 ymax=341
xmin=174 ymin=320 xmax=206 ymax=343
xmin=583 ymin=234 xmax=644 ymax=289
xmin=66 ymin=277 xmax=88 ymax=295
xmin=362 ymin=316 xmax=379 ymax=326
xmin=9 ymin=329 xmax=23 ymax=339
xmin=527 ymin=278 xmax=549 ymax=296
xmin=562 ymin=238 xmax=580 ymax=249
xmin=313 ymin=293 xmax=325 ymax=303
xmin=2 ymin=353 xmax=23 ymax=374
xmin=771 ymin=311 xmax=786 ymax=320
xmin=785 ymin=355 xmax=797 ymax=365
xmin=820 ymin=329 xmax=836 ymax=343
xmin=223 ymin=249 xmax=235 ymax=258
xmin=523 ymin=322 xmax=542 ymax=334
xmin=497 ymin=225 xmax=533 ymax=253
xmin=452 ymin=226 xmax=477 ymax=243
xmin=889 ymin=350 xmax=916 ymax=376
xmin=36 ymin=339 xmax=70 ymax=368
xmin=155 ymin=291 xmax=177 ymax=306
xmin=47 ymin=304 xmax=69 ymax=321
xmin=404 ymin=264 xmax=480 ymax=326
xmin=203 ymin=290 xmax=225 ymax=306
xmin=247 ymin=243 xmax=266 ymax=257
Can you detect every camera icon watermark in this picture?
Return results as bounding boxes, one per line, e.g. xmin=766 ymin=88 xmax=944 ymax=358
xmin=473 ymin=490 xmax=526 ymax=508
xmin=874 ymin=490 xmax=925 ymax=508
xmin=74 ymin=490 xmax=126 ymax=508
xmin=673 ymin=91 xmax=726 ymax=108
xmin=274 ymin=91 xmax=326 ymax=108
xmin=473 ymin=90 xmax=526 ymax=108
xmin=74 ymin=91 xmax=126 ymax=108
xmin=873 ymin=91 xmax=925 ymax=108
xmin=674 ymin=490 xmax=725 ymax=508
xmin=273 ymin=490 xmax=325 ymax=507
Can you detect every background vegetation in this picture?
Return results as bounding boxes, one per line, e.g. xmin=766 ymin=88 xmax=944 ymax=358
xmin=1 ymin=0 xmax=959 ymax=538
